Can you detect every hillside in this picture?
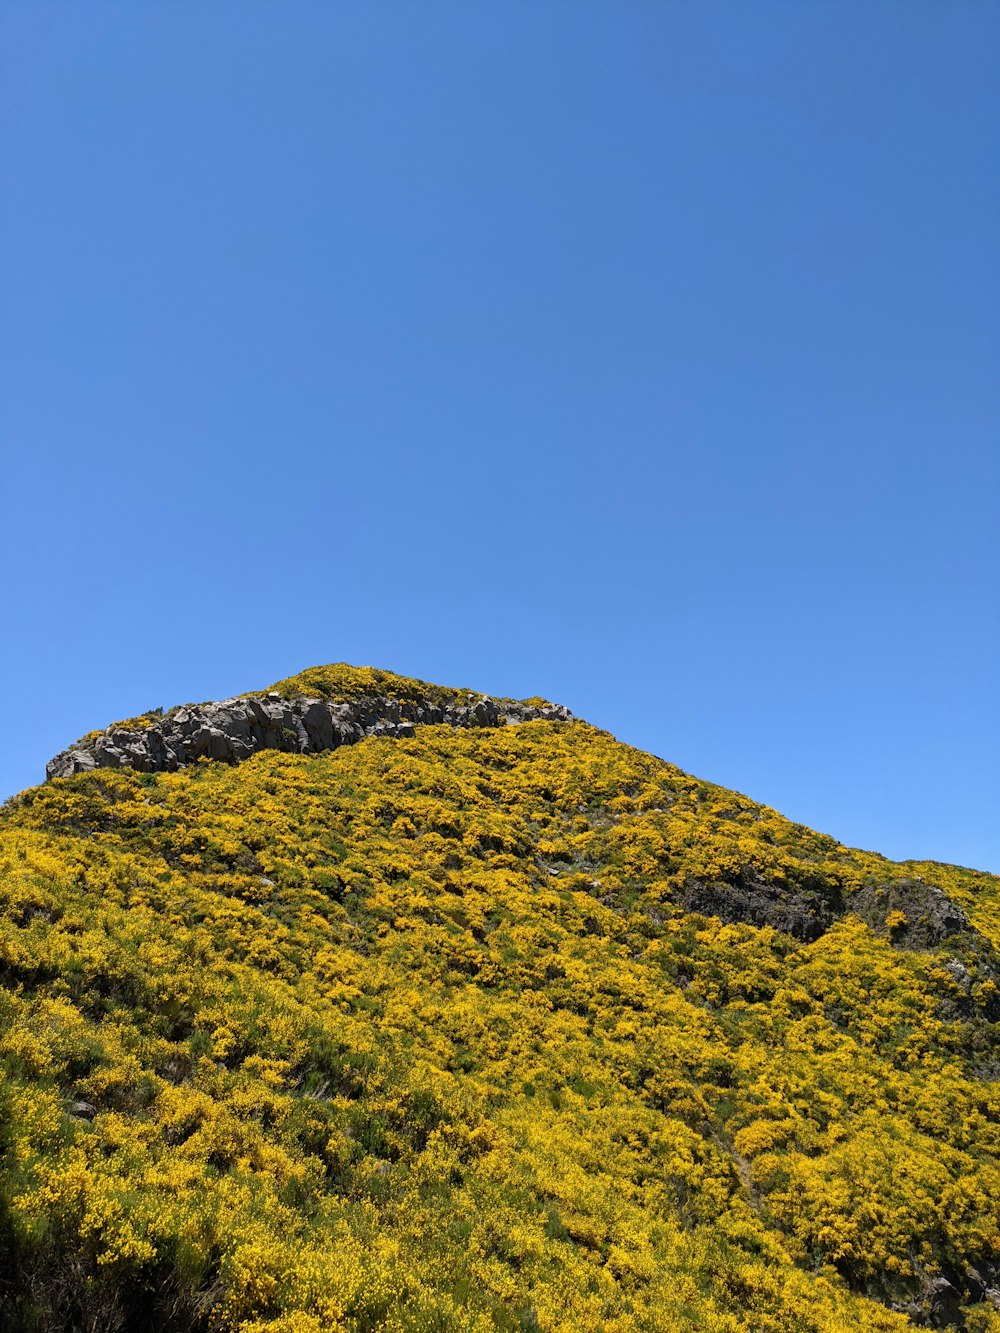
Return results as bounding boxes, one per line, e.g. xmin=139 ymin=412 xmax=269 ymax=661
xmin=1 ymin=665 xmax=999 ymax=1333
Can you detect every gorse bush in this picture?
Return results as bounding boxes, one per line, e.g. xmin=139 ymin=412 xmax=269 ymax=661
xmin=0 ymin=666 xmax=998 ymax=1332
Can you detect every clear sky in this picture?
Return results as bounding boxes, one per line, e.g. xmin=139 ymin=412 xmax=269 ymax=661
xmin=1 ymin=2 xmax=997 ymax=873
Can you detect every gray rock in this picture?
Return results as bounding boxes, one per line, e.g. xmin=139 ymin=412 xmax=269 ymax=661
xmin=206 ymin=728 xmax=232 ymax=760
xmin=847 ymin=878 xmax=970 ymax=949
xmin=45 ymin=749 xmax=98 ymax=779
xmin=945 ymin=959 xmax=971 ymax=988
xmin=470 ymin=698 xmax=499 ymax=727
xmin=681 ymin=870 xmax=838 ymax=942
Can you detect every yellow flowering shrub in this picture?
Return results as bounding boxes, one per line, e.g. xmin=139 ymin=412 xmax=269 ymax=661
xmin=0 ymin=666 xmax=997 ymax=1329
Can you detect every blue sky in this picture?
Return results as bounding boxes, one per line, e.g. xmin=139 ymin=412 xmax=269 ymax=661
xmin=2 ymin=2 xmax=997 ymax=872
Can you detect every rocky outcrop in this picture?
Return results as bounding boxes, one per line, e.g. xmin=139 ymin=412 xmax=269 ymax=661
xmin=46 ymin=692 xmax=573 ymax=780
xmin=846 ymin=877 xmax=971 ymax=949
xmin=886 ymin=1260 xmax=1000 ymax=1329
xmin=680 ymin=869 xmax=841 ymax=942
xmin=679 ymin=869 xmax=979 ymax=951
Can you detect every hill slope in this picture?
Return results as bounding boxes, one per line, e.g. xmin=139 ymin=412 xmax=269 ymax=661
xmin=1 ymin=666 xmax=999 ymax=1333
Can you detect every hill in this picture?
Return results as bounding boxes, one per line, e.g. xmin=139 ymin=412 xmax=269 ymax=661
xmin=1 ymin=666 xmax=999 ymax=1332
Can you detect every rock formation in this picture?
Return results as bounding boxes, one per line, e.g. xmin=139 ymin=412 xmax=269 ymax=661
xmin=46 ymin=692 xmax=573 ymax=780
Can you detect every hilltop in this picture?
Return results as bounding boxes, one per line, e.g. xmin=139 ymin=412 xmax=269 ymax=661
xmin=45 ymin=666 xmax=571 ymax=780
xmin=1 ymin=666 xmax=999 ymax=1332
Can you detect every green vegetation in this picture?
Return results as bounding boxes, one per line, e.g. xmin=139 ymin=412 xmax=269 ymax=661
xmin=1 ymin=666 xmax=998 ymax=1332
xmin=257 ymin=663 xmax=543 ymax=710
